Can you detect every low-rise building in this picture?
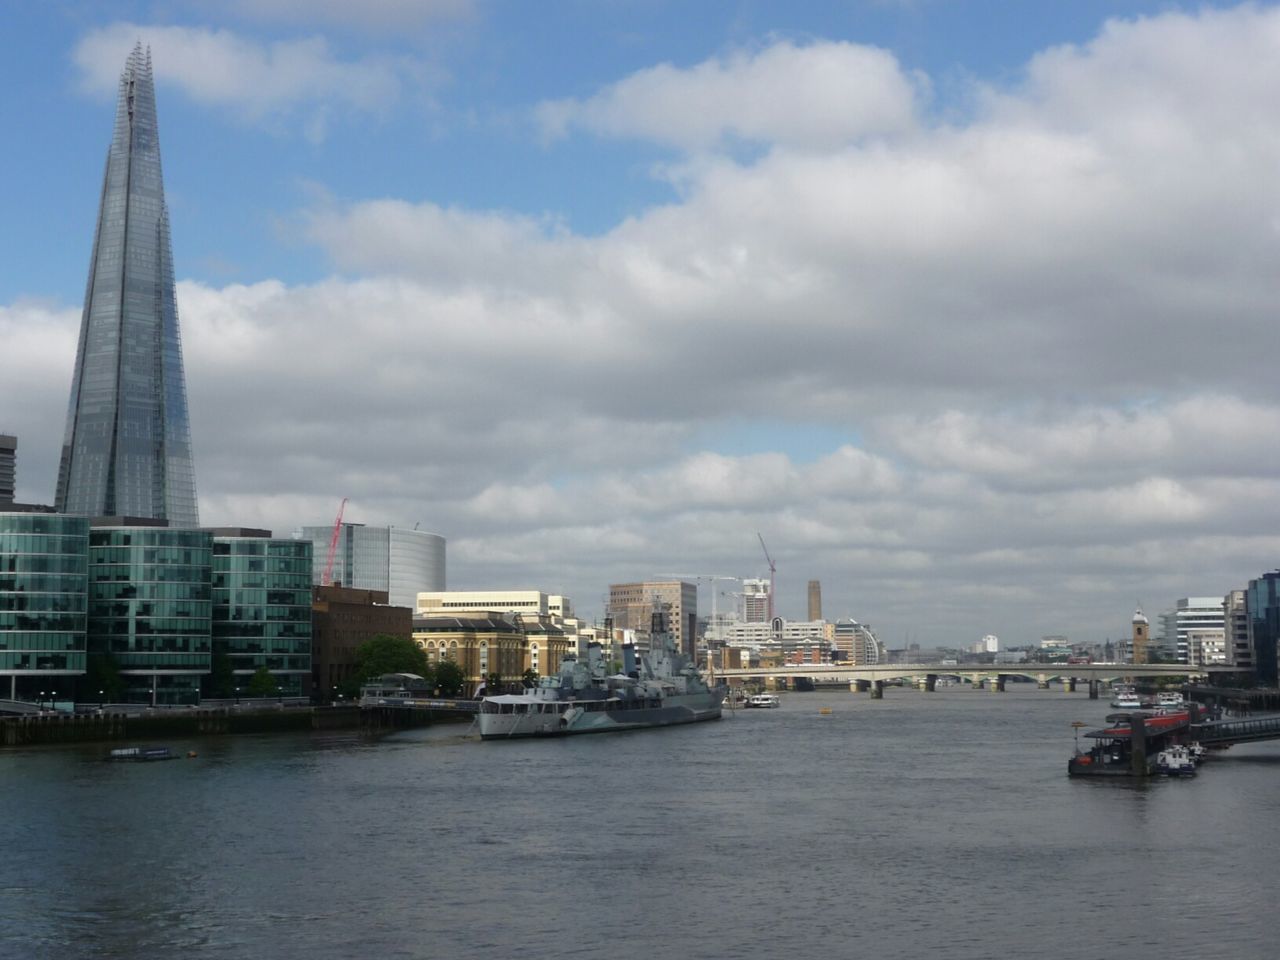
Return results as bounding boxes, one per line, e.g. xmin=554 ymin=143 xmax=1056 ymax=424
xmin=312 ymin=586 xmax=412 ymax=698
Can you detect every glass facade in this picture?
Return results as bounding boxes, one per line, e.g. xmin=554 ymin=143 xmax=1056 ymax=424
xmin=0 ymin=513 xmax=89 ymax=700
xmin=1246 ymin=573 xmax=1280 ymax=686
xmin=297 ymin=523 xmax=445 ymax=609
xmin=211 ymin=536 xmax=312 ymax=698
xmin=88 ymin=526 xmax=211 ymax=704
xmin=55 ymin=44 xmax=199 ymax=527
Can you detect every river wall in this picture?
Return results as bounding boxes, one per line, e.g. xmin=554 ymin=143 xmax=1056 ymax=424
xmin=1 ymin=705 xmax=367 ymax=748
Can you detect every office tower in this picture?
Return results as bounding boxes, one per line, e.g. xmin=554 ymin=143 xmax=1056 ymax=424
xmin=0 ymin=513 xmax=89 ymax=701
xmin=607 ymin=580 xmax=698 ymax=658
xmin=0 ymin=434 xmax=15 ymax=507
xmin=296 ymin=522 xmax=446 ymax=609
xmin=210 ymin=530 xmax=313 ymax=699
xmin=55 ymin=44 xmax=199 ymax=526
xmin=87 ymin=521 xmax=211 ymax=705
xmin=807 ymin=580 xmax=822 ymax=622
xmin=742 ymin=578 xmax=770 ymax=622
xmin=1246 ymin=573 xmax=1280 ymax=686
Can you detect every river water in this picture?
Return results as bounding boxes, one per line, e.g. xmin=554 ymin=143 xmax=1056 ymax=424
xmin=2 ymin=687 xmax=1277 ymax=960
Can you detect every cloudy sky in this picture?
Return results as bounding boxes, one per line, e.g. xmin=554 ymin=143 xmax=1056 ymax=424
xmin=3 ymin=1 xmax=1280 ymax=646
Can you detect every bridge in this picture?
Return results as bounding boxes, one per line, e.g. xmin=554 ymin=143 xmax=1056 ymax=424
xmin=712 ymin=661 xmax=1208 ymax=697
xmin=0 ymin=699 xmax=40 ymax=716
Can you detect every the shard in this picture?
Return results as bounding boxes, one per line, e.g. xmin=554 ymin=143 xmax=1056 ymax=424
xmin=55 ymin=44 xmax=199 ymax=526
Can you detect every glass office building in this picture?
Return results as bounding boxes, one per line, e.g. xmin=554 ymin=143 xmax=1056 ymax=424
xmin=0 ymin=513 xmax=89 ymax=701
xmin=297 ymin=523 xmax=445 ymax=609
xmin=88 ymin=525 xmax=211 ymax=704
xmin=211 ymin=532 xmax=312 ymax=699
xmin=1246 ymin=572 xmax=1280 ymax=686
xmin=55 ymin=44 xmax=199 ymax=527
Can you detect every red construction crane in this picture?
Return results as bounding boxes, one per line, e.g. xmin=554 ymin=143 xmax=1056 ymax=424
xmin=757 ymin=533 xmax=776 ymax=622
xmin=321 ymin=497 xmax=348 ymax=587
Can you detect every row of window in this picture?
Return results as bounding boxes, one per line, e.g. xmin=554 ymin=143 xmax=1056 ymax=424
xmin=88 ymin=582 xmax=210 ymax=601
xmin=0 ymin=594 xmax=86 ymax=613
xmin=1 ymin=555 xmax=86 ymax=575
xmin=0 ymin=576 xmax=86 ymax=593
xmin=0 ymin=535 xmax=89 ymax=554
xmin=213 ymin=541 xmax=311 ymax=559
xmin=0 ymin=652 xmax=84 ymax=671
xmin=0 ymin=614 xmax=86 ymax=632
xmin=0 ymin=634 xmax=85 ymax=651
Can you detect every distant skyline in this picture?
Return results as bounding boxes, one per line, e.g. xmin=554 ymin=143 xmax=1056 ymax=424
xmin=4 ymin=1 xmax=1280 ymax=644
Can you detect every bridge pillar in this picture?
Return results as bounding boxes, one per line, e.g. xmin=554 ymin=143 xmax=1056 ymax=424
xmin=924 ymin=674 xmax=937 ymax=692
xmin=989 ymin=675 xmax=1005 ymax=692
xmin=870 ymin=680 xmax=884 ymax=699
xmin=1088 ymin=679 xmax=1099 ymax=700
xmin=1037 ymin=674 xmax=1050 ymax=690
xmin=1130 ymin=714 xmax=1149 ymax=776
xmin=1064 ymin=678 xmax=1077 ymax=693
xmin=851 ymin=679 xmax=870 ymax=693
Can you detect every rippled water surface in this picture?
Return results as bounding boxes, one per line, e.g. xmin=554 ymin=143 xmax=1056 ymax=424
xmin=3 ymin=688 xmax=1278 ymax=959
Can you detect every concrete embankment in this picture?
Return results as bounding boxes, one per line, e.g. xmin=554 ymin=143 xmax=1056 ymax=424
xmin=1 ymin=705 xmax=366 ymax=748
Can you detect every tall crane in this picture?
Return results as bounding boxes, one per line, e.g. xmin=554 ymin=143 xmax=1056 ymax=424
xmin=757 ymin=533 xmax=776 ymax=623
xmin=321 ymin=497 xmax=348 ymax=587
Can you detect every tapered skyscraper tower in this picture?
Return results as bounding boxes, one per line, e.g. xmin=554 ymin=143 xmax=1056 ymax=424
xmin=56 ymin=44 xmax=199 ymax=526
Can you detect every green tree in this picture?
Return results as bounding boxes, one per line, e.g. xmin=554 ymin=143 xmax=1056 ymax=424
xmin=521 ymin=667 xmax=539 ymax=688
xmin=209 ymin=649 xmax=235 ymax=698
xmin=352 ymin=634 xmax=431 ymax=685
xmin=435 ymin=659 xmax=465 ymax=696
xmin=485 ymin=672 xmax=501 ymax=695
xmin=247 ymin=665 xmax=277 ymax=698
xmin=79 ymin=653 xmax=124 ymax=704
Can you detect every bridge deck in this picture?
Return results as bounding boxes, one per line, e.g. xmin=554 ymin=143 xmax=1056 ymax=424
xmin=1191 ymin=713 xmax=1280 ymax=746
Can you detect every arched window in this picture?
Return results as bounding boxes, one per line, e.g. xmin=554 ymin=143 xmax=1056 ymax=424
xmin=530 ymin=642 xmax=540 ymax=673
xmin=479 ymin=641 xmax=489 ymax=676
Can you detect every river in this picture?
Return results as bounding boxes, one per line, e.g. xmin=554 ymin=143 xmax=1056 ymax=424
xmin=2 ymin=687 xmax=1277 ymax=959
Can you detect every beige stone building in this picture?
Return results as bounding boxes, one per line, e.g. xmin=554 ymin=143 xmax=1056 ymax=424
xmin=608 ymin=580 xmax=698 ymax=657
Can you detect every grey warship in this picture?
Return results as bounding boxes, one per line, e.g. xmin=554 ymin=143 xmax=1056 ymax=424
xmin=478 ymin=607 xmax=725 ymax=739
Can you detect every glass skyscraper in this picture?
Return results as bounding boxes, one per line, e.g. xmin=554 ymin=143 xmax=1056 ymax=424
xmin=88 ymin=524 xmax=212 ymax=705
xmin=211 ymin=531 xmax=313 ymax=699
xmin=55 ymin=44 xmax=199 ymax=527
xmin=0 ymin=513 xmax=89 ymax=701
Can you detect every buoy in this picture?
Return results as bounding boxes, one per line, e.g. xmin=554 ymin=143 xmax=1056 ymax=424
xmin=819 ymin=707 xmax=832 ymax=715
xmin=187 ymin=751 xmax=198 ymax=758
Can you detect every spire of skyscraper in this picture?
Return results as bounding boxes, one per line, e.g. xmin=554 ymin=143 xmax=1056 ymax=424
xmin=55 ymin=43 xmax=199 ymax=526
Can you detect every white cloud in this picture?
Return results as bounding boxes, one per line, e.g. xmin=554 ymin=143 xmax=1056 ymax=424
xmin=536 ymin=39 xmax=924 ymax=150
xmin=72 ymin=23 xmax=424 ymax=133
xmin=15 ymin=6 xmax=1280 ymax=645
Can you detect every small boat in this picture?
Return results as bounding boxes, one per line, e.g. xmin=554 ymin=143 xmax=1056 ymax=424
xmin=1156 ymin=691 xmax=1185 ymax=709
xmin=106 ymin=746 xmax=177 ymax=762
xmin=745 ymin=693 xmax=780 ymax=709
xmin=1156 ymin=744 xmax=1196 ymax=777
xmin=1111 ymin=685 xmax=1143 ymax=709
xmin=722 ymin=690 xmax=748 ymax=708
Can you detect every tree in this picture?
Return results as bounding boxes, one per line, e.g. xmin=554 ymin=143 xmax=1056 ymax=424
xmin=435 ymin=659 xmax=465 ymax=696
xmin=247 ymin=665 xmax=277 ymax=698
xmin=485 ymin=672 xmax=501 ymax=695
xmin=522 ymin=667 xmax=539 ymax=688
xmin=353 ymin=634 xmax=431 ymax=685
xmin=79 ymin=653 xmax=124 ymax=704
xmin=209 ymin=649 xmax=235 ymax=698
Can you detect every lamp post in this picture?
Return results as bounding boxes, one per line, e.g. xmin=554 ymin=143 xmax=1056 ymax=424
xmin=234 ymin=686 xmax=240 ymax=705
xmin=99 ymin=689 xmax=104 ymax=711
xmin=277 ymin=685 xmax=283 ymax=705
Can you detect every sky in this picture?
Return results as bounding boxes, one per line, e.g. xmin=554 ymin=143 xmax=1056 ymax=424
xmin=3 ymin=0 xmax=1280 ymax=647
